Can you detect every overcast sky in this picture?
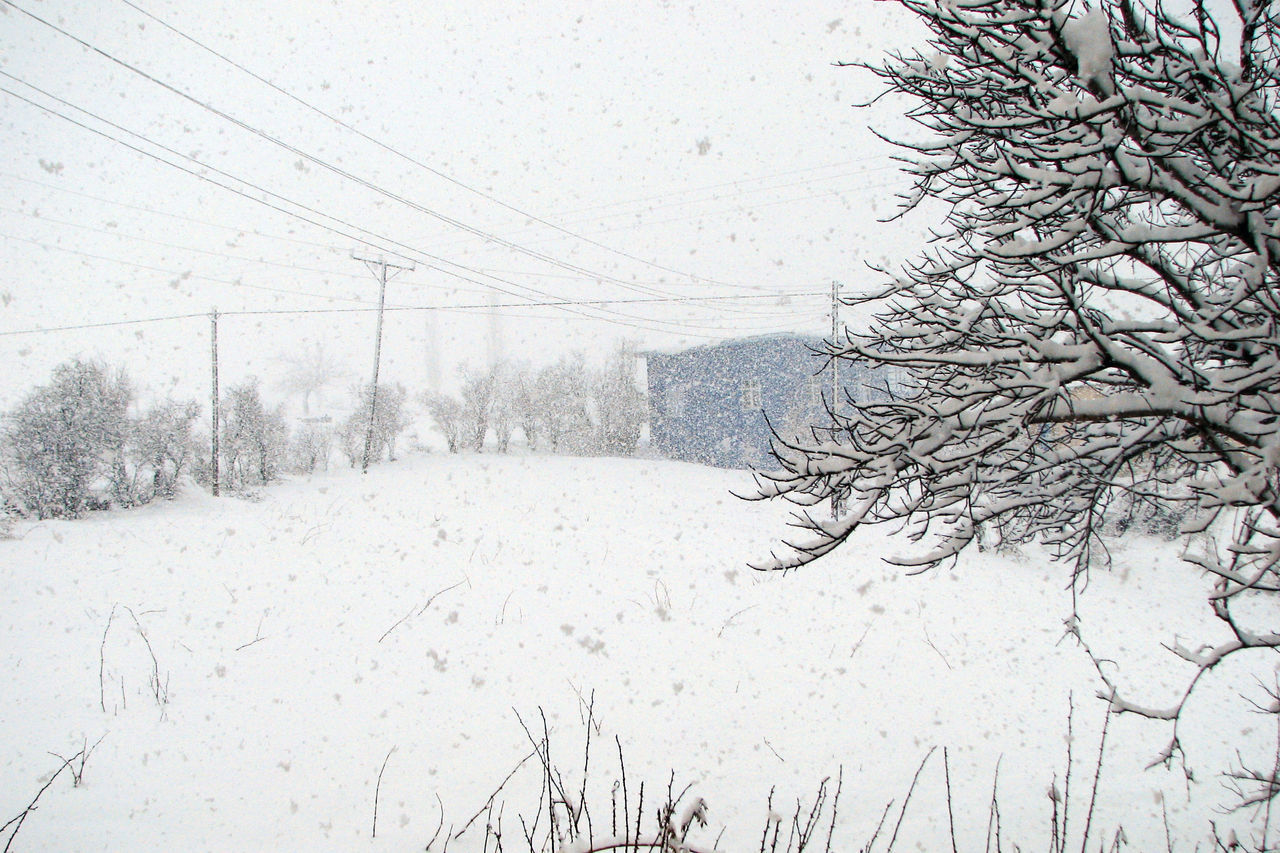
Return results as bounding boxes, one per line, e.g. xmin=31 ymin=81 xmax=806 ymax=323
xmin=1 ymin=0 xmax=932 ymax=409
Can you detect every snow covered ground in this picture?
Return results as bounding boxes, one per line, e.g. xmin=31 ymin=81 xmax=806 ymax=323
xmin=1 ymin=452 xmax=1274 ymax=850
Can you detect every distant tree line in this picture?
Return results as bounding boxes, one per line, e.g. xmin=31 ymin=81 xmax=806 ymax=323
xmin=0 ymin=359 xmax=404 ymax=519
xmin=421 ymin=343 xmax=646 ymax=456
xmin=0 ymin=343 xmax=647 ymax=520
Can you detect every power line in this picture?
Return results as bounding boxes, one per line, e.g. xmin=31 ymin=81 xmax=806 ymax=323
xmin=5 ymin=0 xmax=720 ymax=304
xmin=3 ymin=80 xmax=828 ymax=339
xmin=524 ymin=161 xmax=882 ymax=221
xmin=3 ymin=62 xmax=831 ymax=339
xmin=111 ymin=0 xmax=774 ymax=293
xmin=0 ymin=78 xmax=691 ymax=331
xmin=467 ymin=166 xmax=902 ymax=239
xmin=0 ymin=204 xmax=489 ymax=295
xmin=0 ymin=191 xmax=759 ymax=298
xmin=0 ymin=230 xmax=401 ymax=306
xmin=0 ymin=169 xmax=343 ymax=253
xmin=0 ymin=311 xmax=209 ymax=336
xmin=0 ymin=290 xmax=827 ymax=338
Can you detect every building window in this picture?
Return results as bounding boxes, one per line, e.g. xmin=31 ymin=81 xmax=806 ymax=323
xmin=741 ymin=377 xmax=762 ymax=410
xmin=806 ymin=375 xmax=824 ymax=409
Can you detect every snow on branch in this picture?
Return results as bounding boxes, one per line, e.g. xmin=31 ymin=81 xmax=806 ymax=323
xmin=759 ymin=0 xmax=1280 ymax=797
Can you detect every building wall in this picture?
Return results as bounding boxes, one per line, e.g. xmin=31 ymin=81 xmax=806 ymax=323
xmin=646 ymin=334 xmax=905 ymax=468
xmin=645 ymin=336 xmax=832 ymax=468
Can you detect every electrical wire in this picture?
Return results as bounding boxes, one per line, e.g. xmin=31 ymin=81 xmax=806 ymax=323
xmin=0 ymin=78 xmax=712 ymax=332
xmin=6 ymin=0 xmax=732 ymax=304
xmin=3 ymin=77 xmax=829 ymax=338
xmin=113 ymin=0 xmax=794 ymax=293
xmin=0 ymin=290 xmax=827 ymax=337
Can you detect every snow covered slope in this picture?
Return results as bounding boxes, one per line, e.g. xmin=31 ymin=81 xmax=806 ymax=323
xmin=0 ymin=453 xmax=1270 ymax=850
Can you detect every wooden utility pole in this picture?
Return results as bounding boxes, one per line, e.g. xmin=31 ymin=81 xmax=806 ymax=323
xmin=210 ymin=307 xmax=220 ymax=497
xmin=352 ymin=252 xmax=414 ymax=473
xmin=830 ymin=280 xmax=842 ymax=409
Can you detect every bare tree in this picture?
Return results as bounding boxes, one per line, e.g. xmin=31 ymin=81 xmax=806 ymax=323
xmin=590 ymin=340 xmax=647 ymax=457
xmin=533 ymin=353 xmax=592 ymax=454
xmin=756 ymin=0 xmax=1280 ymax=791
xmin=459 ymin=366 xmax=496 ymax=452
xmin=273 ymin=341 xmax=346 ymax=416
xmin=421 ymin=392 xmax=465 ymax=453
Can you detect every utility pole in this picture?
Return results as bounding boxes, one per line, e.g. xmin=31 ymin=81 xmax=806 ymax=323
xmin=830 ymin=280 xmax=842 ymax=410
xmin=352 ymin=252 xmax=414 ymax=473
xmin=210 ymin=307 xmax=220 ymax=497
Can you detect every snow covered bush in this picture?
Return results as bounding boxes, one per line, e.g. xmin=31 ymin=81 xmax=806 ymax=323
xmin=1 ymin=358 xmax=131 ymax=518
xmin=288 ymin=417 xmax=333 ymax=474
xmin=530 ymin=353 xmax=593 ymax=454
xmin=589 ymin=341 xmax=646 ymax=457
xmin=338 ymin=382 xmax=407 ymax=467
xmin=757 ymin=0 xmax=1280 ymax=797
xmin=420 ymin=391 xmax=465 ymax=453
xmin=108 ymin=397 xmax=201 ymax=506
xmin=216 ymin=379 xmax=287 ymax=491
xmin=459 ymin=366 xmax=496 ymax=452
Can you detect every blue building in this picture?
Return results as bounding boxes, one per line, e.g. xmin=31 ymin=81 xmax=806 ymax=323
xmin=645 ymin=333 xmax=896 ymax=469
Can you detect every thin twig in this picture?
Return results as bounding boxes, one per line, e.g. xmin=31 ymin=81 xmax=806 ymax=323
xmin=760 ymin=787 xmax=776 ymax=853
xmin=379 ymin=578 xmax=466 ymax=643
xmin=825 ymin=767 xmax=843 ymax=853
xmin=99 ymin=604 xmax=117 ymax=713
xmin=985 ymin=756 xmax=1003 ymax=853
xmin=2 ymin=751 xmax=82 ymax=852
xmin=1080 ymin=709 xmax=1112 ymax=853
xmin=424 ymin=792 xmax=446 ymax=851
xmin=1062 ymin=695 xmax=1074 ymax=853
xmin=886 ymin=746 xmax=936 ymax=853
xmin=865 ymin=797 xmax=893 ymax=853
xmin=921 ymin=623 xmax=953 ymax=670
xmin=372 ymin=745 xmax=395 ymax=838
xmin=943 ymin=747 xmax=958 ymax=853
xmin=454 ymin=749 xmax=538 ymax=839
xmin=618 ymin=736 xmax=630 ymax=847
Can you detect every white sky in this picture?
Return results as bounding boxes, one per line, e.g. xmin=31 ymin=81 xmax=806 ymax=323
xmin=0 ymin=0 xmax=932 ymax=410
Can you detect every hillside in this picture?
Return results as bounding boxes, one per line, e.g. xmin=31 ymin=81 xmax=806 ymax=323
xmin=0 ymin=452 xmax=1266 ymax=850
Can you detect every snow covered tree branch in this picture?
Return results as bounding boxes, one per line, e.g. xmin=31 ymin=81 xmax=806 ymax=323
xmin=756 ymin=0 xmax=1280 ymax=767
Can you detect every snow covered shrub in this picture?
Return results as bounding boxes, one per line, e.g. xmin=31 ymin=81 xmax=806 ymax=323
xmin=489 ymin=363 xmax=518 ymax=453
xmin=459 ymin=366 xmax=495 ymax=452
xmin=288 ymin=417 xmax=333 ymax=474
xmin=589 ymin=341 xmax=646 ymax=456
xmin=107 ymin=397 xmax=201 ymax=506
xmin=338 ymin=383 xmax=407 ymax=467
xmin=531 ymin=354 xmax=592 ymax=453
xmin=757 ymin=0 xmax=1280 ymax=806
xmin=1 ymin=358 xmax=131 ymax=518
xmin=218 ymin=379 xmax=287 ymax=491
xmin=420 ymin=392 xmax=465 ymax=453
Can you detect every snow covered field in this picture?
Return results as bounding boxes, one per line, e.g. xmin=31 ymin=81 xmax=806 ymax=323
xmin=1 ymin=452 xmax=1273 ymax=850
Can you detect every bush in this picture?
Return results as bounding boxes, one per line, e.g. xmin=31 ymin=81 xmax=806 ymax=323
xmin=421 ymin=392 xmax=465 ymax=453
xmin=1 ymin=359 xmax=131 ymax=518
xmin=339 ymin=383 xmax=407 ymax=467
xmin=218 ymin=379 xmax=287 ymax=491
xmin=108 ymin=398 xmax=201 ymax=506
xmin=289 ymin=418 xmax=333 ymax=474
